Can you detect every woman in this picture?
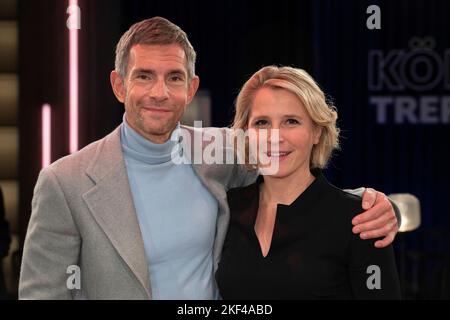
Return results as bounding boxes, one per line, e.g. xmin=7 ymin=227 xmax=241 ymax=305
xmin=215 ymin=66 xmax=401 ymax=299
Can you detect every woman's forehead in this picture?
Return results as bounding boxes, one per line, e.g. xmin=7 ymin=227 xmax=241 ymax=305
xmin=250 ymin=87 xmax=307 ymax=117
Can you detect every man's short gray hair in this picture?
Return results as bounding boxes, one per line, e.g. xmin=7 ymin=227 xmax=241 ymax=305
xmin=115 ymin=16 xmax=197 ymax=80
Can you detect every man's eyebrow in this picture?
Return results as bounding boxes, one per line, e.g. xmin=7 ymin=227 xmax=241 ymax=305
xmin=130 ymin=68 xmax=187 ymax=76
xmin=167 ymin=69 xmax=187 ymax=76
xmin=131 ymin=68 xmax=155 ymax=75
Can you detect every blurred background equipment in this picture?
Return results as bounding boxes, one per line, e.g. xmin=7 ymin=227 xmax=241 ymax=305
xmin=390 ymin=194 xmax=421 ymax=233
xmin=0 ymin=0 xmax=19 ymax=300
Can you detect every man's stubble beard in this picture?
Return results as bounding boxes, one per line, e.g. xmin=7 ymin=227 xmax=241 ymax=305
xmin=137 ymin=107 xmax=179 ymax=138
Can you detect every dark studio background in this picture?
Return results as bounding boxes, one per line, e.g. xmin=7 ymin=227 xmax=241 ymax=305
xmin=1 ymin=0 xmax=448 ymax=299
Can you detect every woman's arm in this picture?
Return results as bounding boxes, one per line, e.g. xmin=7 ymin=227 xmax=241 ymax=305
xmin=347 ymin=233 xmax=402 ymax=299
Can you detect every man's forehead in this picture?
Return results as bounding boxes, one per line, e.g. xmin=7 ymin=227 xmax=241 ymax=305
xmin=128 ymin=43 xmax=188 ymax=73
xmin=131 ymin=44 xmax=186 ymax=61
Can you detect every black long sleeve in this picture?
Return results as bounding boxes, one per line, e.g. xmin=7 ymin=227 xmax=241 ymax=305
xmin=348 ymin=233 xmax=401 ymax=299
xmin=216 ymin=169 xmax=401 ymax=299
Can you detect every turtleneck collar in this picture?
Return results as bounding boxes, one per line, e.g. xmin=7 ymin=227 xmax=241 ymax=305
xmin=121 ymin=113 xmax=182 ymax=165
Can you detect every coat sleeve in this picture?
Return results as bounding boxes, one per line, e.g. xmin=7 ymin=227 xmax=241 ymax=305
xmin=19 ymin=167 xmax=81 ymax=300
xmin=344 ymin=187 xmax=402 ymax=228
xmin=220 ymin=127 xmax=258 ymax=189
xmin=228 ymin=163 xmax=258 ymax=189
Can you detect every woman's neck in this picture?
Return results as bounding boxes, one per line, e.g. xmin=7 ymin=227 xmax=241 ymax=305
xmin=259 ymin=166 xmax=315 ymax=206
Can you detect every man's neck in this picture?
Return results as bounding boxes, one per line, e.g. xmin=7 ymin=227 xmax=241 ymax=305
xmin=141 ymin=132 xmax=171 ymax=144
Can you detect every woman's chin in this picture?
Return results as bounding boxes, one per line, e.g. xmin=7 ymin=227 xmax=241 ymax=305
xmin=258 ymin=165 xmax=288 ymax=177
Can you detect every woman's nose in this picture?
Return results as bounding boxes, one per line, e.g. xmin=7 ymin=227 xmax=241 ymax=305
xmin=267 ymin=127 xmax=284 ymax=144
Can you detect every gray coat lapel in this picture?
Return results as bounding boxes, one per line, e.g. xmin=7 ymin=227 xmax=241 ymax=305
xmin=82 ymin=126 xmax=151 ymax=298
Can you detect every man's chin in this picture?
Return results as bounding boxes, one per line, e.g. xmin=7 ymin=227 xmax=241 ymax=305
xmin=142 ymin=124 xmax=175 ymax=138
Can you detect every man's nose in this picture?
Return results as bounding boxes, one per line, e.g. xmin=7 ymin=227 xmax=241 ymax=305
xmin=149 ymin=78 xmax=169 ymax=101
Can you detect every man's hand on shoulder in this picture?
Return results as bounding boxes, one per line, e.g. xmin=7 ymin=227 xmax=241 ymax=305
xmin=351 ymin=188 xmax=399 ymax=248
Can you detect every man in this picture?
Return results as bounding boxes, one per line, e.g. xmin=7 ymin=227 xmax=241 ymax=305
xmin=19 ymin=17 xmax=399 ymax=299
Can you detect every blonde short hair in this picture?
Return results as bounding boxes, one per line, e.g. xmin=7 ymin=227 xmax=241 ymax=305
xmin=232 ymin=65 xmax=340 ymax=169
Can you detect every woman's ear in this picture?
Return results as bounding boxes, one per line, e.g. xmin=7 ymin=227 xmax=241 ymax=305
xmin=313 ymin=125 xmax=323 ymax=145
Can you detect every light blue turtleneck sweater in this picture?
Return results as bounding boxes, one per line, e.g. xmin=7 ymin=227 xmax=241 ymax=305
xmin=121 ymin=117 xmax=219 ymax=299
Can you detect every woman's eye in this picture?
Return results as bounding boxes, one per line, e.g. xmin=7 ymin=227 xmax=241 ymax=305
xmin=286 ymin=118 xmax=300 ymax=125
xmin=254 ymin=119 xmax=268 ymax=126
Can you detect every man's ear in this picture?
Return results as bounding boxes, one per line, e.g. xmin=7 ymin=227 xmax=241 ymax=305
xmin=186 ymin=76 xmax=200 ymax=105
xmin=110 ymin=70 xmax=126 ymax=103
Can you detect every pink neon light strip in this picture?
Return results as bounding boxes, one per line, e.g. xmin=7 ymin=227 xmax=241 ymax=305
xmin=42 ymin=104 xmax=51 ymax=168
xmin=69 ymin=0 xmax=79 ymax=153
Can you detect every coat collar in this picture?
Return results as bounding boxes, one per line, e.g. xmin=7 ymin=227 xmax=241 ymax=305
xmin=83 ymin=125 xmax=151 ymax=298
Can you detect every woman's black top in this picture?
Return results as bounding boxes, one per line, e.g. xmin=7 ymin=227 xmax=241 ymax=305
xmin=216 ymin=169 xmax=401 ymax=299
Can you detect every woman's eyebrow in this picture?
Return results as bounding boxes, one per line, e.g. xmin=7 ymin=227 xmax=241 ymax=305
xmin=283 ymin=114 xmax=303 ymax=118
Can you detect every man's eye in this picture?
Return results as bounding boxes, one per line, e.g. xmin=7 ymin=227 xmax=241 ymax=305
xmin=170 ymin=75 xmax=183 ymax=82
xmin=137 ymin=74 xmax=150 ymax=80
